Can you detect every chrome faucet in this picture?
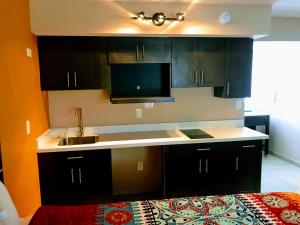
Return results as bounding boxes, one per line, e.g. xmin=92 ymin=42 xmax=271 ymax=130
xmin=75 ymin=107 xmax=84 ymax=137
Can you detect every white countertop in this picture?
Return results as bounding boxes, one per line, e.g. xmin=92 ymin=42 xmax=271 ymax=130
xmin=244 ymin=111 xmax=270 ymax=117
xmin=36 ymin=120 xmax=269 ymax=153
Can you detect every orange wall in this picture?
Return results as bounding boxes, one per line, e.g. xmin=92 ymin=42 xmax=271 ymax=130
xmin=0 ymin=0 xmax=49 ymax=217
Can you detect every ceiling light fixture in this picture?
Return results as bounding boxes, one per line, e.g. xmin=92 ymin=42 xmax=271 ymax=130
xmin=133 ymin=11 xmax=185 ymax=26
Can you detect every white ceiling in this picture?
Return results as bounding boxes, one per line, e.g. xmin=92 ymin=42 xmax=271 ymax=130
xmin=88 ymin=0 xmax=300 ymax=17
xmin=88 ymin=0 xmax=275 ymax=4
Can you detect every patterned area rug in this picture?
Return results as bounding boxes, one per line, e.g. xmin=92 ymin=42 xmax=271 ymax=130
xmin=101 ymin=193 xmax=300 ymax=225
xmin=29 ymin=192 xmax=300 ymax=225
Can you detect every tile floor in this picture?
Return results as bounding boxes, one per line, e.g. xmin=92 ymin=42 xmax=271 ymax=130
xmin=261 ymin=154 xmax=300 ymax=193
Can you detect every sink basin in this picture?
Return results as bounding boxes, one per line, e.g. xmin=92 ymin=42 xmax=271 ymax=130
xmin=58 ymin=136 xmax=99 ymax=146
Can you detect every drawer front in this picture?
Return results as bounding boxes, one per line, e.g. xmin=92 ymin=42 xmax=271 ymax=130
xmin=169 ymin=142 xmax=220 ymax=153
xmin=233 ymin=140 xmax=263 ymax=151
xmin=245 ymin=115 xmax=268 ymax=126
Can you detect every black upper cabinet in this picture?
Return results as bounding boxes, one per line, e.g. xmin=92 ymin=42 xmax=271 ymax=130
xmin=38 ymin=37 xmax=105 ymax=90
xmin=214 ymin=38 xmax=253 ymax=98
xmin=172 ymin=38 xmax=198 ymax=88
xmin=107 ymin=37 xmax=171 ymax=64
xmin=172 ymin=38 xmax=225 ymax=88
xmin=39 ymin=38 xmax=66 ymax=90
xmin=198 ymin=38 xmax=226 ymax=87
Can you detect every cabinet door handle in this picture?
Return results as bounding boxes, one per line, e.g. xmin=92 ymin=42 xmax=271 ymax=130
xmin=236 ymin=156 xmax=239 ymax=171
xmin=74 ymin=72 xmax=77 ymax=87
xmin=201 ymin=69 xmax=204 ymax=85
xmin=199 ymin=159 xmax=202 ymax=174
xmin=67 ymin=72 xmax=70 ymax=87
xmin=71 ymin=168 xmax=74 ymax=184
xmin=197 ymin=148 xmax=211 ymax=151
xmin=67 ymin=156 xmax=84 ymax=160
xmin=243 ymin=145 xmax=256 ymax=148
xmin=205 ymin=159 xmax=208 ymax=174
xmin=78 ymin=168 xmax=82 ymax=184
xmin=226 ymin=82 xmax=230 ymax=96
xmin=193 ymin=70 xmax=196 ymax=84
xmin=142 ymin=45 xmax=145 ymax=59
xmin=136 ymin=45 xmax=139 ymax=61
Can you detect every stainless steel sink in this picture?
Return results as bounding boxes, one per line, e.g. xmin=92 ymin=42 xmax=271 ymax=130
xmin=58 ymin=136 xmax=99 ymax=146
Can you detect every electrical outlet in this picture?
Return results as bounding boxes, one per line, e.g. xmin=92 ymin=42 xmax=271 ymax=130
xmin=26 ymin=48 xmax=32 ymax=57
xmin=26 ymin=120 xmax=31 ymax=135
xmin=137 ymin=161 xmax=143 ymax=171
xmin=136 ymin=109 xmax=143 ymax=118
xmin=235 ymin=99 xmax=244 ymax=110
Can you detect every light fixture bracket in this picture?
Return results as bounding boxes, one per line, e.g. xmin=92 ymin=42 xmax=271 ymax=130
xmin=133 ymin=12 xmax=185 ymax=26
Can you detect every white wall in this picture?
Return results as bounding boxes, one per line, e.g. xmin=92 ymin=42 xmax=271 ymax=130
xmin=269 ymin=41 xmax=300 ymax=164
xmin=259 ymin=17 xmax=300 ymax=41
xmin=254 ymin=38 xmax=300 ymax=165
xmin=30 ymin=0 xmax=271 ymax=37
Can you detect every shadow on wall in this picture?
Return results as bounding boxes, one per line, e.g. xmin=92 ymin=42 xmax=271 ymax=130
xmin=0 ymin=142 xmax=3 ymax=183
xmin=270 ymin=115 xmax=300 ymax=166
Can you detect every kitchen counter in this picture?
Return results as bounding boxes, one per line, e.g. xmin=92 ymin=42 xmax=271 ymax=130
xmin=36 ymin=120 xmax=269 ymax=153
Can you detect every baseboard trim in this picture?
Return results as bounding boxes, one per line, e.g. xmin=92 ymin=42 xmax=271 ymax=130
xmin=269 ymin=151 xmax=300 ymax=168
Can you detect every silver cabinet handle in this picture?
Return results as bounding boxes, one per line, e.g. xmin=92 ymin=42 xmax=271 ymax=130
xmin=226 ymin=82 xmax=230 ymax=96
xmin=142 ymin=45 xmax=145 ymax=59
xmin=74 ymin=72 xmax=77 ymax=87
xmin=205 ymin=159 xmax=208 ymax=173
xmin=236 ymin=156 xmax=239 ymax=171
xmin=197 ymin=148 xmax=211 ymax=151
xmin=67 ymin=156 xmax=83 ymax=160
xmin=78 ymin=168 xmax=82 ymax=184
xmin=67 ymin=72 xmax=70 ymax=87
xmin=136 ymin=45 xmax=139 ymax=60
xmin=243 ymin=145 xmax=256 ymax=148
xmin=199 ymin=159 xmax=202 ymax=174
xmin=201 ymin=69 xmax=204 ymax=85
xmin=71 ymin=168 xmax=74 ymax=184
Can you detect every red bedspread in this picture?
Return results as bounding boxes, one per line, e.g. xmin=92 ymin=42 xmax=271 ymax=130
xmin=29 ymin=192 xmax=300 ymax=225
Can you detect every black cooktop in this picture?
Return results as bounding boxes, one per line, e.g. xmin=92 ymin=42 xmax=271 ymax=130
xmin=180 ymin=129 xmax=214 ymax=139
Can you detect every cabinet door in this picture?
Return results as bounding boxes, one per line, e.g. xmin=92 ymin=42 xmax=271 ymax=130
xmin=65 ymin=38 xmax=100 ymax=89
xmin=165 ymin=143 xmax=235 ymax=197
xmin=38 ymin=152 xmax=72 ymax=205
xmin=38 ymin=37 xmax=68 ymax=90
xmin=38 ymin=37 xmax=104 ymax=90
xmin=171 ymin=38 xmax=198 ymax=88
xmin=198 ymin=38 xmax=226 ymax=87
xmin=234 ymin=141 xmax=262 ymax=193
xmin=226 ymin=38 xmax=253 ymax=98
xmin=107 ymin=38 xmax=140 ymax=64
xmin=140 ymin=38 xmax=171 ymax=63
xmin=77 ymin=150 xmax=112 ymax=201
xmin=38 ymin=149 xmax=112 ymax=205
xmin=205 ymin=148 xmax=236 ymax=195
xmin=214 ymin=38 xmax=253 ymax=98
xmin=165 ymin=145 xmax=208 ymax=198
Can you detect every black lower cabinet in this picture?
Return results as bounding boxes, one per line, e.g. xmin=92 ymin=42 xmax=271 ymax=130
xmin=233 ymin=141 xmax=262 ymax=193
xmin=38 ymin=149 xmax=112 ymax=205
xmin=164 ymin=140 xmax=262 ymax=198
